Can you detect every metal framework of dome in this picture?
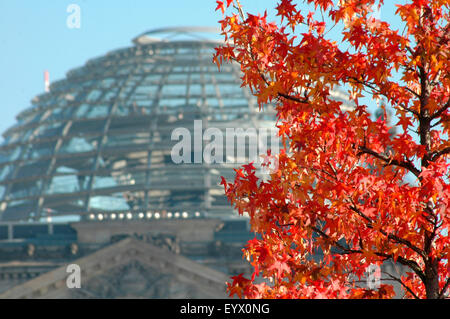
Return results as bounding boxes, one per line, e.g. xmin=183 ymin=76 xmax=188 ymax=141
xmin=0 ymin=27 xmax=282 ymax=222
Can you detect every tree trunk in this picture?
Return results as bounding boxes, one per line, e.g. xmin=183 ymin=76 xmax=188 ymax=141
xmin=425 ymin=259 xmax=440 ymax=299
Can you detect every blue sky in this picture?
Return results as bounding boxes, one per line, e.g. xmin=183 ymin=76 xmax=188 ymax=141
xmin=0 ymin=0 xmax=404 ymax=141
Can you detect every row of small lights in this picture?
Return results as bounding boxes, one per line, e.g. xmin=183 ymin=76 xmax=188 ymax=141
xmin=87 ymin=211 xmax=201 ymax=221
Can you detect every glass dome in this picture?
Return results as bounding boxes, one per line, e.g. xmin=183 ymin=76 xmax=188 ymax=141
xmin=0 ymin=27 xmax=278 ymax=222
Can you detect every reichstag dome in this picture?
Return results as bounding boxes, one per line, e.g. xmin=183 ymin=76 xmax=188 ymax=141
xmin=0 ymin=27 xmax=278 ymax=223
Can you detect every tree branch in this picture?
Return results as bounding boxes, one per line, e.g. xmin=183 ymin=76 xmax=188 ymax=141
xmin=348 ymin=76 xmax=420 ymax=116
xmin=382 ymin=271 xmax=420 ymax=299
xmin=438 ymin=278 xmax=450 ymax=299
xmin=431 ymin=146 xmax=450 ymax=162
xmin=430 ymin=98 xmax=449 ymax=120
xmin=357 ymin=146 xmax=421 ymax=178
xmin=348 ymin=202 xmax=426 ymax=260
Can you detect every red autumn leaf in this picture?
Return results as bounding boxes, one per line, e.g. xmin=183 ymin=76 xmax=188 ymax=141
xmin=215 ymin=0 xmax=225 ymax=14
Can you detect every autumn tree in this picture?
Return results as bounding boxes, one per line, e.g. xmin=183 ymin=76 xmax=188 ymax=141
xmin=214 ymin=0 xmax=449 ymax=299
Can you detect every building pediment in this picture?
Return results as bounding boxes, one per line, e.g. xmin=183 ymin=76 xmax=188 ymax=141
xmin=0 ymin=238 xmax=229 ymax=299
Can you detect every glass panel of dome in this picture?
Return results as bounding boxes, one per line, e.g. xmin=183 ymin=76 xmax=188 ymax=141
xmin=214 ymin=72 xmax=234 ymax=81
xmin=0 ymin=226 xmax=9 ymax=240
xmin=161 ymin=84 xmax=186 ymax=96
xmin=89 ymin=193 xmax=130 ymax=211
xmin=166 ymin=190 xmax=204 ymax=207
xmin=134 ymin=104 xmax=150 ymax=115
xmin=29 ymin=141 xmax=56 ymax=159
xmin=189 ymin=84 xmax=203 ymax=96
xmin=42 ymin=197 xmax=85 ymax=215
xmin=2 ymin=199 xmax=36 ymax=221
xmin=204 ymin=84 xmax=217 ymax=95
xmin=54 ymin=156 xmax=95 ymax=172
xmin=167 ymin=73 xmax=187 ymax=83
xmin=130 ymin=75 xmax=143 ymax=83
xmin=6 ymin=199 xmax=26 ymax=207
xmin=59 ymin=137 xmax=98 ymax=154
xmin=0 ymin=185 xmax=5 ymax=200
xmin=0 ymin=164 xmax=14 ymax=180
xmin=63 ymin=106 xmax=76 ymax=119
xmin=114 ymin=105 xmax=130 ymax=117
xmin=117 ymin=87 xmax=136 ymax=100
xmin=104 ymin=132 xmax=150 ymax=149
xmin=17 ymin=113 xmax=35 ymax=125
xmin=148 ymin=151 xmax=164 ymax=165
xmin=47 ymin=107 xmax=63 ymax=121
xmin=36 ymin=122 xmax=64 ymax=138
xmin=92 ymin=175 xmax=117 ymax=189
xmin=114 ymin=101 xmax=149 ymax=116
xmin=86 ymin=105 xmax=110 ymax=119
xmin=24 ymin=111 xmax=44 ymax=124
xmin=117 ymin=65 xmax=134 ymax=75
xmin=109 ymin=116 xmax=149 ymax=131
xmin=9 ymin=180 xmax=42 ymax=199
xmin=86 ymin=89 xmax=103 ymax=102
xmin=100 ymin=78 xmax=117 ymax=89
xmin=134 ymin=84 xmax=159 ymax=97
xmin=189 ymin=73 xmax=202 ymax=82
xmin=46 ymin=174 xmax=81 ymax=194
xmin=112 ymin=170 xmax=146 ymax=186
xmin=113 ymin=151 xmax=148 ymax=168
xmin=206 ymin=98 xmax=221 ymax=108
xmin=219 ymin=84 xmax=242 ymax=95
xmin=68 ymin=119 xmax=105 ymax=135
xmin=122 ymin=190 xmax=145 ymax=210
xmin=221 ymin=97 xmax=248 ymax=107
xmin=211 ymin=195 xmax=229 ymax=206
xmin=160 ymin=98 xmax=186 ymax=108
xmin=103 ymin=88 xmax=120 ymax=101
xmin=0 ymin=151 xmax=8 ymax=164
xmin=16 ymin=129 xmax=33 ymax=144
xmin=132 ymin=171 xmax=147 ymax=185
xmin=75 ymin=104 xmax=90 ymax=118
xmin=149 ymin=170 xmax=203 ymax=187
xmin=143 ymin=74 xmax=162 ymax=84
xmin=1 ymin=135 xmax=12 ymax=146
xmin=176 ymin=47 xmax=194 ymax=55
xmin=171 ymin=65 xmax=187 ymax=73
xmin=45 ymin=166 xmax=86 ymax=194
xmin=15 ymin=160 xmax=49 ymax=179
